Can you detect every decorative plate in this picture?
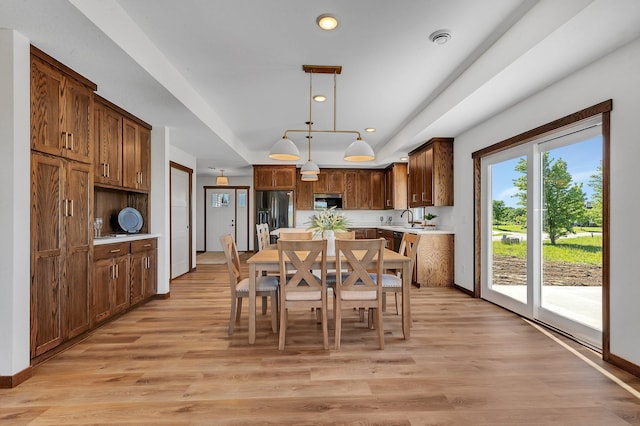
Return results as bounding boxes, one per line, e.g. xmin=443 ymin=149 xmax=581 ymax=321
xmin=118 ymin=207 xmax=143 ymax=233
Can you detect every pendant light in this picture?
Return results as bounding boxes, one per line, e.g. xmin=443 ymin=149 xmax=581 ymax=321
xmin=216 ymin=169 xmax=229 ymax=186
xmin=272 ymin=65 xmax=375 ymax=164
xmin=300 ymin=73 xmax=320 ymax=176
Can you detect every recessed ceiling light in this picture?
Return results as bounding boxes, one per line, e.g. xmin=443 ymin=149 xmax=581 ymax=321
xmin=429 ymin=29 xmax=452 ymax=45
xmin=364 ymin=128 xmax=376 ymax=133
xmin=317 ymin=14 xmax=339 ymax=31
xmin=313 ymin=94 xmax=327 ymax=102
xmin=400 ymin=157 xmax=409 ymax=161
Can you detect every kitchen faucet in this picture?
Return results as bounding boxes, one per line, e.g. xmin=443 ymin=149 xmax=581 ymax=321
xmin=400 ymin=209 xmax=414 ymax=227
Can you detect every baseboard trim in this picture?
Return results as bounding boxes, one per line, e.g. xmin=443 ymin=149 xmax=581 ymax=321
xmin=608 ymin=353 xmax=640 ymax=378
xmin=155 ymin=291 xmax=171 ymax=300
xmin=454 ymin=283 xmax=475 ymax=297
xmin=0 ymin=366 xmax=32 ymax=388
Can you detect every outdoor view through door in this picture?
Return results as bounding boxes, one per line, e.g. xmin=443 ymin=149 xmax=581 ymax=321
xmin=480 ymin=114 xmax=605 ymax=350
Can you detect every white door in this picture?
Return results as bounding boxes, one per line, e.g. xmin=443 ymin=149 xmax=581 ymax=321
xmin=205 ymin=188 xmax=236 ymax=252
xmin=171 ymin=166 xmax=190 ymax=279
xmin=235 ymin=188 xmax=249 ymax=251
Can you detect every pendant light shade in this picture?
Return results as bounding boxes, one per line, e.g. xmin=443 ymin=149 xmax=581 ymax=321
xmin=301 ymin=173 xmax=319 ymax=181
xmin=300 ymin=159 xmax=320 ymax=175
xmin=269 ymin=137 xmax=300 ymax=161
xmin=216 ymin=169 xmax=229 ymax=186
xmin=344 ymin=137 xmax=375 ymax=162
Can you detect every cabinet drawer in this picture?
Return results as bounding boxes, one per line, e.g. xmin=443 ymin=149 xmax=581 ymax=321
xmin=94 ymin=242 xmax=130 ymax=260
xmin=131 ymin=238 xmax=157 ymax=253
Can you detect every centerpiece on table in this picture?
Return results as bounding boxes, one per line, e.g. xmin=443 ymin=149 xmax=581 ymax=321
xmin=307 ymin=206 xmax=350 ymax=256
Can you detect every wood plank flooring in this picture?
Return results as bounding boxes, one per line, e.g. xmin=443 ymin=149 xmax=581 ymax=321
xmin=2 ymin=258 xmax=640 ymax=425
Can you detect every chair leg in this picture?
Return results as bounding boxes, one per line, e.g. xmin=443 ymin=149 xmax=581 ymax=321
xmin=376 ymin=307 xmax=384 ymax=350
xmin=262 ymin=296 xmax=268 ymax=315
xmin=228 ymin=296 xmax=237 ymax=335
xmin=334 ymin=300 xmax=342 ymax=350
xmin=382 ymin=292 xmax=387 ymax=312
xmin=359 ymin=307 xmax=365 ymax=322
xmin=278 ymin=306 xmax=287 ymax=350
xmin=270 ymin=291 xmax=278 ymax=334
xmin=394 ymin=292 xmax=400 ymax=315
xmin=321 ymin=304 xmax=329 ymax=350
xmin=236 ymin=297 xmax=243 ymax=324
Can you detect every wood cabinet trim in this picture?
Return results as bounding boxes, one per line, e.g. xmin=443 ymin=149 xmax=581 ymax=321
xmin=94 ymin=94 xmax=152 ymax=130
xmin=31 ymin=45 xmax=97 ymax=91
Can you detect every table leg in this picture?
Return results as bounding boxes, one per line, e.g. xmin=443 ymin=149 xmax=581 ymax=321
xmin=402 ymin=261 xmax=411 ymax=339
xmin=249 ymin=263 xmax=257 ymax=344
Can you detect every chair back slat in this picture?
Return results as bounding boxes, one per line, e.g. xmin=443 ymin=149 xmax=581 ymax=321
xmin=256 ymin=223 xmax=270 ymax=250
xmin=334 ymin=230 xmax=355 ymax=239
xmin=335 ymin=238 xmax=384 ymax=293
xmin=278 ymin=231 xmax=313 ymax=240
xmin=220 ymin=234 xmax=242 ymax=296
xmin=277 ymin=239 xmax=327 ymax=296
xmin=399 ymin=233 xmax=421 ymax=280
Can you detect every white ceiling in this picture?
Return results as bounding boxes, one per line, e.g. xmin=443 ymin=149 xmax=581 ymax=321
xmin=2 ymin=0 xmax=640 ymax=177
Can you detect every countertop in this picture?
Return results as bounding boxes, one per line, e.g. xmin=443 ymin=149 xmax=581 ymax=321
xmin=94 ymin=233 xmax=161 ymax=245
xmin=273 ymin=225 xmax=453 ymax=235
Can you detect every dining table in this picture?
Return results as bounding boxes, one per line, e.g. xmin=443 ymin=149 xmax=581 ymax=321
xmin=246 ymin=247 xmax=412 ymax=344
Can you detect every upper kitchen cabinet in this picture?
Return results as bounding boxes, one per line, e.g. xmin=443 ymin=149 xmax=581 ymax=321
xmin=31 ymin=47 xmax=96 ymax=164
xmin=313 ymin=169 xmax=345 ymax=194
xmin=123 ymin=118 xmax=151 ymax=192
xmin=408 ymin=137 xmax=453 ymax=207
xmin=343 ymin=170 xmax=385 ymax=210
xmin=385 ymin=163 xmax=408 ymax=210
xmin=253 ymin=165 xmax=296 ymax=190
xmin=94 ymin=97 xmax=123 ymax=187
xmin=295 ymin=170 xmax=314 ymax=210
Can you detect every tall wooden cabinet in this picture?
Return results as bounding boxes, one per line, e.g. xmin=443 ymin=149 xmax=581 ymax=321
xmin=30 ymin=153 xmax=93 ymax=358
xmin=123 ymin=118 xmax=151 ymax=192
xmin=408 ymin=137 xmax=453 ymax=207
xmin=94 ymin=99 xmax=123 ymax=186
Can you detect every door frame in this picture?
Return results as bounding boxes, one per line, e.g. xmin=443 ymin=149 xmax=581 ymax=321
xmin=169 ymin=161 xmax=193 ymax=278
xmin=203 ymin=185 xmax=250 ymax=252
xmin=472 ymin=100 xmax=611 ymax=357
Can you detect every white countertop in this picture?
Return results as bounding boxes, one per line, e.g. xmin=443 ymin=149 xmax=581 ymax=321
xmin=94 ymin=233 xmax=161 ymax=245
xmin=272 ymin=226 xmax=453 ymax=235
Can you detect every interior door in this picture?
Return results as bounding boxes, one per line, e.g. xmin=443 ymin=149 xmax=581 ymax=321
xmin=171 ymin=165 xmax=191 ymax=278
xmin=205 ymin=188 xmax=236 ymax=252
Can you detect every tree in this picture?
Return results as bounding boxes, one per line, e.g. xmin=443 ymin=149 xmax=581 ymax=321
xmin=513 ymin=152 xmax=587 ymax=244
xmin=492 ymin=200 xmax=507 ymax=225
xmin=586 ymin=162 xmax=603 ymax=226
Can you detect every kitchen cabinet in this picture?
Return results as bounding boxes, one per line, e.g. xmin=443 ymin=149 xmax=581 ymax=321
xmin=131 ymin=239 xmax=158 ymax=304
xmin=92 ymin=242 xmax=131 ymax=325
xmin=93 ymin=98 xmax=123 ymax=186
xmin=344 ymin=170 xmax=385 ymax=210
xmin=408 ymin=137 xmax=453 ymax=207
xmin=295 ymin=170 xmax=314 ymax=210
xmin=123 ymin=118 xmax=151 ymax=192
xmin=30 ymin=47 xmax=96 ymax=164
xmin=313 ymin=169 xmax=344 ymax=193
xmin=352 ymin=228 xmax=377 ymax=239
xmin=377 ymin=229 xmax=394 ymax=250
xmin=30 ymin=152 xmax=92 ymax=358
xmin=253 ymin=165 xmax=296 ymax=190
xmin=385 ymin=163 xmax=408 ymax=210
xmin=415 ymin=234 xmax=455 ymax=287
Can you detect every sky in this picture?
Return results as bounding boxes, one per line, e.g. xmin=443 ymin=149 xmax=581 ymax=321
xmin=492 ymin=135 xmax=602 ymax=208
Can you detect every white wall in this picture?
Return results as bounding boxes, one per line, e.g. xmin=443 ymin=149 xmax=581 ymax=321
xmin=150 ymin=127 xmax=170 ymax=295
xmin=0 ymin=30 xmax=30 ymax=377
xmin=453 ymin=36 xmax=640 ymax=365
xmin=196 ymin=175 xmax=254 ymax=251
xmin=169 ymin=145 xmax=197 ymax=270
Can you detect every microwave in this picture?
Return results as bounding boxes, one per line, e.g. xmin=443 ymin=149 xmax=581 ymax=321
xmin=313 ymin=193 xmax=343 ymax=210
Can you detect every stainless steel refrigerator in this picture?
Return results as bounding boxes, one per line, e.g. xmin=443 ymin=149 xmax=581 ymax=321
xmin=255 ymin=190 xmax=294 ymax=243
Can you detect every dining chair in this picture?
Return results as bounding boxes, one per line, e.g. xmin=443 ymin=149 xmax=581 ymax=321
xmin=278 ymin=231 xmax=313 ymax=240
xmin=256 ymin=223 xmax=271 ymax=251
xmin=381 ymin=233 xmax=420 ymax=314
xmin=333 ymin=238 xmax=385 ymax=350
xmin=220 ymin=234 xmax=279 ymax=336
xmin=334 ymin=230 xmax=355 ymax=240
xmin=277 ymin=239 xmax=329 ymax=350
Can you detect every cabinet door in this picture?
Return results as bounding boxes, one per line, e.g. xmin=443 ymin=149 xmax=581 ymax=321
xmin=296 ymin=173 xmax=314 ymax=210
xmin=113 ymin=255 xmax=131 ymax=313
xmin=94 ymin=101 xmax=123 ymax=186
xmin=61 ymin=77 xmax=92 ymax=163
xmin=422 ymin=147 xmax=433 ymax=206
xmin=130 ymin=251 xmax=145 ymax=305
xmin=272 ymin=167 xmax=295 ymax=189
xmin=328 ymin=170 xmax=345 ymax=193
xmin=30 ymin=153 xmax=64 ymax=358
xmin=92 ymin=258 xmax=113 ymax=324
xmin=343 ymin=171 xmax=357 ymax=209
xmin=137 ymin=127 xmax=151 ymax=191
xmin=123 ymin=118 xmax=138 ymax=190
xmin=64 ymin=161 xmax=92 ymax=339
xmin=143 ymin=250 xmax=157 ymax=299
xmin=355 ymin=171 xmax=372 ymax=209
xmin=312 ymin=173 xmax=329 ymax=193
xmin=254 ymin=167 xmax=274 ymax=189
xmin=384 ymin=168 xmax=393 ymax=209
xmin=31 ymin=57 xmax=63 ymax=157
xmin=371 ymin=171 xmax=385 ymax=209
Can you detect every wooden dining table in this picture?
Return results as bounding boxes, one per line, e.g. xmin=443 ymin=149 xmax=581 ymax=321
xmin=246 ymin=247 xmax=412 ymax=344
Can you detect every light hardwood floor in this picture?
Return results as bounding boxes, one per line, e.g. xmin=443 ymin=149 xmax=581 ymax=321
xmin=2 ymin=258 xmax=640 ymax=425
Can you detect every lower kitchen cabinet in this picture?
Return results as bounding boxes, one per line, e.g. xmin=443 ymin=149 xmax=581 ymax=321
xmin=92 ymin=242 xmax=130 ymax=325
xmin=415 ymin=234 xmax=454 ymax=287
xmin=131 ymin=238 xmax=158 ymax=304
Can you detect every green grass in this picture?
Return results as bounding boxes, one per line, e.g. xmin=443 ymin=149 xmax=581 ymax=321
xmin=493 ymin=225 xmax=527 ymax=234
xmin=493 ymin=235 xmax=602 ymax=265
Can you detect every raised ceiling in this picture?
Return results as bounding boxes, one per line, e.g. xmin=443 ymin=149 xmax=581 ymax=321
xmin=2 ymin=0 xmax=640 ymax=176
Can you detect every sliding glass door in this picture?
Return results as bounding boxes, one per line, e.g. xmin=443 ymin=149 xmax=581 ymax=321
xmin=481 ymin=119 xmax=603 ymax=349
